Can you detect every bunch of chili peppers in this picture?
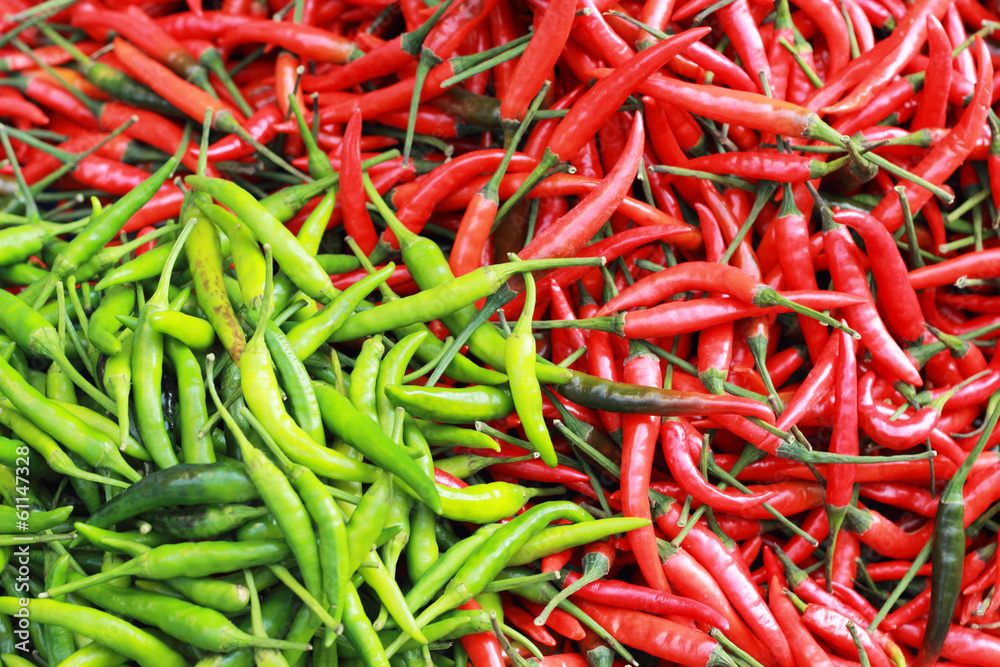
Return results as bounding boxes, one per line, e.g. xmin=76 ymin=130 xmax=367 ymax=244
xmin=1 ymin=0 xmax=1000 ymax=666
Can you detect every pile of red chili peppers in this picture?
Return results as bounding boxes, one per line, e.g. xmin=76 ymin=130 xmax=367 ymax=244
xmin=3 ymin=0 xmax=1000 ymax=666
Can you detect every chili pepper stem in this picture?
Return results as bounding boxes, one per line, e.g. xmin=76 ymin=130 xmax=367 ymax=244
xmin=532 ymin=316 xmax=625 ymax=336
xmin=752 ymin=287 xmax=860 ymax=338
xmin=492 ymin=149 xmax=567 ymax=231
xmin=536 ymin=552 xmax=610 ymax=625
xmin=214 ymin=113 xmax=312 ymax=182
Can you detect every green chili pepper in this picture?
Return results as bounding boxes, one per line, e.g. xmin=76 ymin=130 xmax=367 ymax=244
xmin=101 ymin=330 xmax=132 ymax=450
xmin=0 ymin=505 xmax=71 ymax=533
xmin=260 ymin=172 xmax=340 ymax=222
xmin=329 ymin=256 xmax=601 ymax=343
xmin=236 ymin=514 xmax=285 ymax=541
xmin=355 ymin=610 xmax=494 ymax=659
xmin=346 ymin=471 xmax=396 ymax=573
xmin=200 ymin=584 xmax=300 ymax=667
xmin=506 ymin=516 xmax=650 ymax=566
xmin=196 ymin=199 xmax=267 ymax=310
xmin=407 ymin=501 xmax=439 ymax=582
xmin=44 ymin=539 xmax=291 ymax=598
xmin=358 ymin=548 xmax=428 ymax=644
xmin=44 ymin=552 xmax=77 ymax=667
xmin=0 ymin=217 xmax=89 ymax=268
xmin=164 ymin=337 xmax=216 ymax=464
xmin=66 ymin=571 xmax=310 ymax=653
xmin=49 ymin=642 xmax=129 ymax=667
xmin=57 ymin=400 xmax=149 ymax=462
xmin=88 ymin=284 xmax=135 ymax=356
xmin=364 ymin=175 xmax=570 ymax=385
xmin=415 ymin=420 xmax=500 ymax=452
xmin=377 ymin=331 xmax=428 ymax=435
xmin=0 ymin=399 xmax=128 ymax=488
xmin=133 ymin=216 xmax=199 ymax=468
xmin=78 ymin=462 xmax=259 ymax=531
xmin=314 ymin=382 xmax=441 ymax=511
xmin=0 ymin=261 xmax=48 ymax=287
xmin=920 ymin=391 xmax=1000 ymax=665
xmin=504 ymin=257 xmax=555 ymax=466
xmin=29 ymin=126 xmax=191 ymax=309
xmin=285 ymin=263 xmax=395 ymax=361
xmin=95 ymin=233 xmax=229 ymax=291
xmin=240 ymin=249 xmax=377 ymax=483
xmin=298 ymin=190 xmax=337 ymax=256
xmin=384 ymin=384 xmax=515 ymax=424
xmin=144 ymin=504 xmax=270 ymax=539
xmin=186 ymin=135 xmax=246 ymax=362
xmin=436 ymin=482 xmax=561 ymax=523
xmin=404 ymin=501 xmax=593 ymax=639
xmin=206 ymin=346 xmax=324 ymax=614
xmin=75 ymin=523 xmax=250 ymax=614
xmin=150 ymin=311 xmax=216 ymax=351
xmin=262 ymin=320 xmax=326 ymax=446
xmin=237 ymin=404 xmax=350 ymax=628
xmin=350 ymin=335 xmax=385 ymax=422
xmin=186 ymin=175 xmax=339 ymax=304
xmin=0 ymin=356 xmax=140 ymax=482
xmin=346 ymin=238 xmax=507 ymax=387
xmin=343 ymin=581 xmax=392 ymax=667
xmin=0 ymin=597 xmax=187 ymax=667
xmin=0 ymin=288 xmax=117 ymax=413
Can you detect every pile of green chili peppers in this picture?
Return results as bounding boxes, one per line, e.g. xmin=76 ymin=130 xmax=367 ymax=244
xmin=0 ymin=117 xmax=672 ymax=667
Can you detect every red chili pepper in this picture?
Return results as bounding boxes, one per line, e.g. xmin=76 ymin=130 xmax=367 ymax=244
xmin=112 ymin=37 xmax=245 ymax=125
xmin=431 ymin=172 xmax=701 ymax=250
xmin=716 ymin=0 xmax=772 ymax=93
xmin=540 ymin=654 xmax=589 ymax=667
xmin=850 ymin=503 xmax=933 ymax=559
xmin=826 ymin=330 xmax=858 ymax=582
xmin=545 ymin=27 xmax=711 ymax=162
xmin=653 ymin=496 xmax=795 ymax=667
xmin=870 ymin=37 xmax=993 ymax=231
xmin=389 ymin=150 xmax=537 ymax=239
xmin=910 ymin=247 xmax=1000 ymax=290
xmin=517 ymin=112 xmax=644 ymax=270
xmin=154 ymin=11 xmax=254 ymax=40
xmin=893 ymin=621 xmax=1000 ymax=666
xmin=3 ymin=74 xmax=97 ymax=129
xmin=498 ymin=0 xmax=573 ymax=124
xmin=822 ymin=223 xmax=921 ymax=386
xmin=572 ymin=599 xmax=731 ymax=667
xmin=201 ymin=104 xmax=283 ymax=162
xmin=657 ymin=539 xmax=775 ymax=665
xmin=910 ymin=15 xmax=952 ymax=131
xmin=651 ymin=479 xmax=824 ymax=520
xmin=662 ymin=420 xmax=775 ymax=514
xmin=69 ymin=155 xmax=179 ymax=196
xmin=0 ymin=88 xmax=48 ymax=125
xmin=768 ymin=575 xmax=837 ymax=667
xmin=457 ymin=600 xmax=505 ymax=667
xmin=857 ymin=371 xmax=941 ymax=450
xmin=502 ymin=603 xmax=557 ymax=647
xmin=557 ymin=569 xmax=729 ymax=630
xmin=98 ymin=101 xmax=211 ymax=177
xmin=619 ymin=345 xmax=669 ymax=592
xmin=519 ymin=600 xmax=586 ymax=641
xmin=615 ymin=291 xmax=864 ymax=341
xmin=81 ymin=5 xmax=209 ymax=88
xmin=801 ymin=603 xmax=894 ymax=667
xmin=219 ymin=18 xmax=356 ymax=63
xmin=339 ymin=109 xmax=378 ymax=254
